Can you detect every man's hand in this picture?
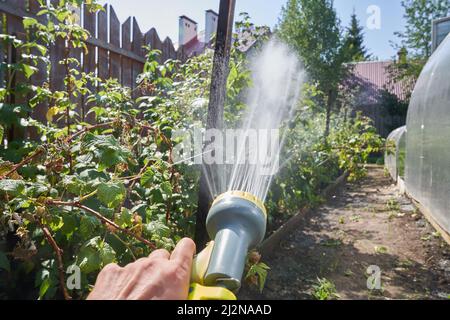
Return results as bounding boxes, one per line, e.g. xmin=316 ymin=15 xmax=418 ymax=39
xmin=87 ymin=238 xmax=196 ymax=300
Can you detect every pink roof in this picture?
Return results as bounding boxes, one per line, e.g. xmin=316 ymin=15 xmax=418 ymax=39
xmin=182 ymin=36 xmax=206 ymax=58
xmin=347 ymin=61 xmax=409 ymax=102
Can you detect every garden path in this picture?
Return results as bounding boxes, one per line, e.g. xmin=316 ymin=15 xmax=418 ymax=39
xmin=240 ymin=165 xmax=450 ymax=300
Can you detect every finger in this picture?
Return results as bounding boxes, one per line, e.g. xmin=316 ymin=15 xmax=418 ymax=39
xmin=148 ymin=249 xmax=170 ymax=260
xmin=170 ymin=238 xmax=196 ymax=268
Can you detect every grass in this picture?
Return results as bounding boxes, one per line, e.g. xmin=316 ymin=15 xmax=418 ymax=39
xmin=344 ymin=269 xmax=354 ymax=277
xmin=321 ymin=239 xmax=343 ymax=247
xmin=396 ymin=258 xmax=414 ymax=268
xmin=311 ymin=278 xmax=340 ymax=300
xmin=374 ymin=245 xmax=388 ymax=254
xmin=386 ymin=198 xmax=400 ymax=211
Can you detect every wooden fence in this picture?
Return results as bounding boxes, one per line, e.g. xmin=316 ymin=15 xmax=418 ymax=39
xmin=0 ymin=0 xmax=187 ymax=140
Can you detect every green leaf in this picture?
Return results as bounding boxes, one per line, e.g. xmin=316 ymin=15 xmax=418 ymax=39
xmin=60 ymin=214 xmax=78 ymax=236
xmin=0 ymin=125 xmax=3 ymax=142
xmin=48 ymin=215 xmax=64 ymax=232
xmin=82 ymin=133 xmax=131 ymax=170
xmin=99 ymin=241 xmax=116 ymax=265
xmin=39 ymin=277 xmax=51 ymax=299
xmin=46 ymin=106 xmax=60 ymax=122
xmin=23 ymin=17 xmax=38 ymax=29
xmin=26 ymin=182 xmax=49 ymax=197
xmin=140 ymin=168 xmax=155 ymax=187
xmin=21 ymin=64 xmax=38 ymax=79
xmin=116 ymin=207 xmax=133 ymax=228
xmin=78 ymin=237 xmax=115 ymax=273
xmin=97 ymin=181 xmax=126 ymax=208
xmin=0 ymin=252 xmax=11 ymax=272
xmin=161 ymin=181 xmax=172 ymax=198
xmin=246 ymin=262 xmax=270 ymax=293
xmin=79 ymin=215 xmax=98 ymax=239
xmin=0 ymin=179 xmax=26 ymax=197
xmin=145 ymin=221 xmax=170 ymax=238
xmin=78 ymin=246 xmax=101 ymax=273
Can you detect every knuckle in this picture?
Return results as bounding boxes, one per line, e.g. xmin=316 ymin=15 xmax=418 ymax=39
xmin=102 ymin=263 xmax=121 ymax=273
xmin=171 ymin=263 xmax=189 ymax=276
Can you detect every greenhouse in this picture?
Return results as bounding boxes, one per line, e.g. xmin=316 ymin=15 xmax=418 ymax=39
xmin=385 ymin=125 xmax=406 ymax=183
xmin=404 ymin=34 xmax=450 ymax=236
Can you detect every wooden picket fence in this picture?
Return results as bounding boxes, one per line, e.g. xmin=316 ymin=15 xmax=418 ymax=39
xmin=0 ymin=0 xmax=187 ymax=140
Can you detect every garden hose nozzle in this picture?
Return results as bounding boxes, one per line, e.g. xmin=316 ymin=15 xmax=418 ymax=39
xmin=189 ymin=191 xmax=267 ymax=300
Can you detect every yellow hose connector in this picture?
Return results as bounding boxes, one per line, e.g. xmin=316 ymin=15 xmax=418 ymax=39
xmin=211 ymin=191 xmax=267 ymax=218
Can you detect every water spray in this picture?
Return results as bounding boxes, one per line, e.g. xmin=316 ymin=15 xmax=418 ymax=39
xmin=188 ymin=0 xmax=304 ymax=300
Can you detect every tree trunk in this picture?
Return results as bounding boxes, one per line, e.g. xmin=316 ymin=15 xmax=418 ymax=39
xmin=324 ymin=89 xmax=335 ymax=138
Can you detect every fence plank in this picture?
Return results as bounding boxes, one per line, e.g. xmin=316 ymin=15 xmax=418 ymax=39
xmin=0 ymin=12 xmax=4 ymax=146
xmin=97 ymin=4 xmax=109 ymax=80
xmin=6 ymin=0 xmax=28 ymax=141
xmin=28 ymin=0 xmax=49 ymax=138
xmin=82 ymin=3 xmax=96 ymax=123
xmin=0 ymin=11 xmax=5 ymax=91
xmin=109 ymin=5 xmax=121 ymax=81
xmin=49 ymin=0 xmax=65 ymax=93
xmin=131 ymin=18 xmax=143 ymax=96
xmin=144 ymin=28 xmax=163 ymax=63
xmin=121 ymin=17 xmax=132 ymax=88
xmin=162 ymin=37 xmax=176 ymax=62
xmin=0 ymin=0 xmax=184 ymax=131
xmin=49 ymin=0 xmax=67 ymax=129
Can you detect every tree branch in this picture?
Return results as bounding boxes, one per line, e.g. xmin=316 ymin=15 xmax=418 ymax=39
xmin=0 ymin=148 xmax=45 ymax=180
xmin=66 ymin=121 xmax=115 ymax=143
xmin=36 ymin=220 xmax=71 ymax=300
xmin=46 ymin=200 xmax=156 ymax=249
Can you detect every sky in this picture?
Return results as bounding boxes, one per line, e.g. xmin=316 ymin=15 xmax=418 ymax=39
xmin=97 ymin=0 xmax=406 ymax=60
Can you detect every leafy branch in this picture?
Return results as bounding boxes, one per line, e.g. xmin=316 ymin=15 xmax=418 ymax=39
xmin=36 ymin=218 xmax=72 ymax=300
xmin=46 ymin=200 xmax=156 ymax=249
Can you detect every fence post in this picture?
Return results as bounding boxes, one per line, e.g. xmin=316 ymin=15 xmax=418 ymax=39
xmin=131 ymin=17 xmax=144 ymax=97
xmin=82 ymin=3 xmax=96 ymax=123
xmin=121 ymin=17 xmax=132 ymax=89
xmin=97 ymin=4 xmax=108 ymax=80
xmin=195 ymin=0 xmax=237 ymax=249
xmin=109 ymin=6 xmax=121 ymax=81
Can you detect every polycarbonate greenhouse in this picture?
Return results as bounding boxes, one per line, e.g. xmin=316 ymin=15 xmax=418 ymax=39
xmin=385 ymin=126 xmax=406 ymax=182
xmin=404 ymin=34 xmax=450 ymax=235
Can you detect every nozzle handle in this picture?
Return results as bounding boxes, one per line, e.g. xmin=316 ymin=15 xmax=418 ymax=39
xmin=204 ymin=227 xmax=251 ymax=291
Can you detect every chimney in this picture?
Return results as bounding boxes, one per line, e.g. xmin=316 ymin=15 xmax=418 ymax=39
xmin=205 ymin=9 xmax=219 ymax=45
xmin=179 ymin=15 xmax=198 ymax=46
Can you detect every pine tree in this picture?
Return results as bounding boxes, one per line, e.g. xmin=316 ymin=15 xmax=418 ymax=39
xmin=342 ymin=12 xmax=370 ymax=62
xmin=278 ymin=0 xmax=346 ymax=137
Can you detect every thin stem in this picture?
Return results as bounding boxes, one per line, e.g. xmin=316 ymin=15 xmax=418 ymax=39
xmin=0 ymin=148 xmax=45 ymax=180
xmin=36 ymin=219 xmax=72 ymax=300
xmin=66 ymin=121 xmax=115 ymax=143
xmin=46 ymin=200 xmax=156 ymax=249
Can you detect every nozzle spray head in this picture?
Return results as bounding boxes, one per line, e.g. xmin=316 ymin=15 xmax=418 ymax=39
xmin=203 ymin=191 xmax=267 ymax=292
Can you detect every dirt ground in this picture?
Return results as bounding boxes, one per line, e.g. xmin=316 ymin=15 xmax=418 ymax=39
xmin=240 ymin=165 xmax=450 ymax=300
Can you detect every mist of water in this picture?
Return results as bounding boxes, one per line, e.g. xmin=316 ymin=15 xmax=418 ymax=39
xmin=204 ymin=38 xmax=306 ymax=202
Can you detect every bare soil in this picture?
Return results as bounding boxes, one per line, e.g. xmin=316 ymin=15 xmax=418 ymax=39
xmin=240 ymin=165 xmax=450 ymax=300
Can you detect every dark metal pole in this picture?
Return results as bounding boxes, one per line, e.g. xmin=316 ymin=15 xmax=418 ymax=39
xmin=195 ymin=0 xmax=236 ymax=250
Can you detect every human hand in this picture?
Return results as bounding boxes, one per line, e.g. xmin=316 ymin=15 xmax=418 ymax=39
xmin=87 ymin=238 xmax=196 ymax=300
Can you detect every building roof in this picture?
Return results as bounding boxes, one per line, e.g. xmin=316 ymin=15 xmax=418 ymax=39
xmin=345 ymin=60 xmax=410 ymax=103
xmin=206 ymin=9 xmax=218 ymax=16
xmin=179 ymin=15 xmax=198 ymax=25
xmin=182 ymin=35 xmax=206 ymax=58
